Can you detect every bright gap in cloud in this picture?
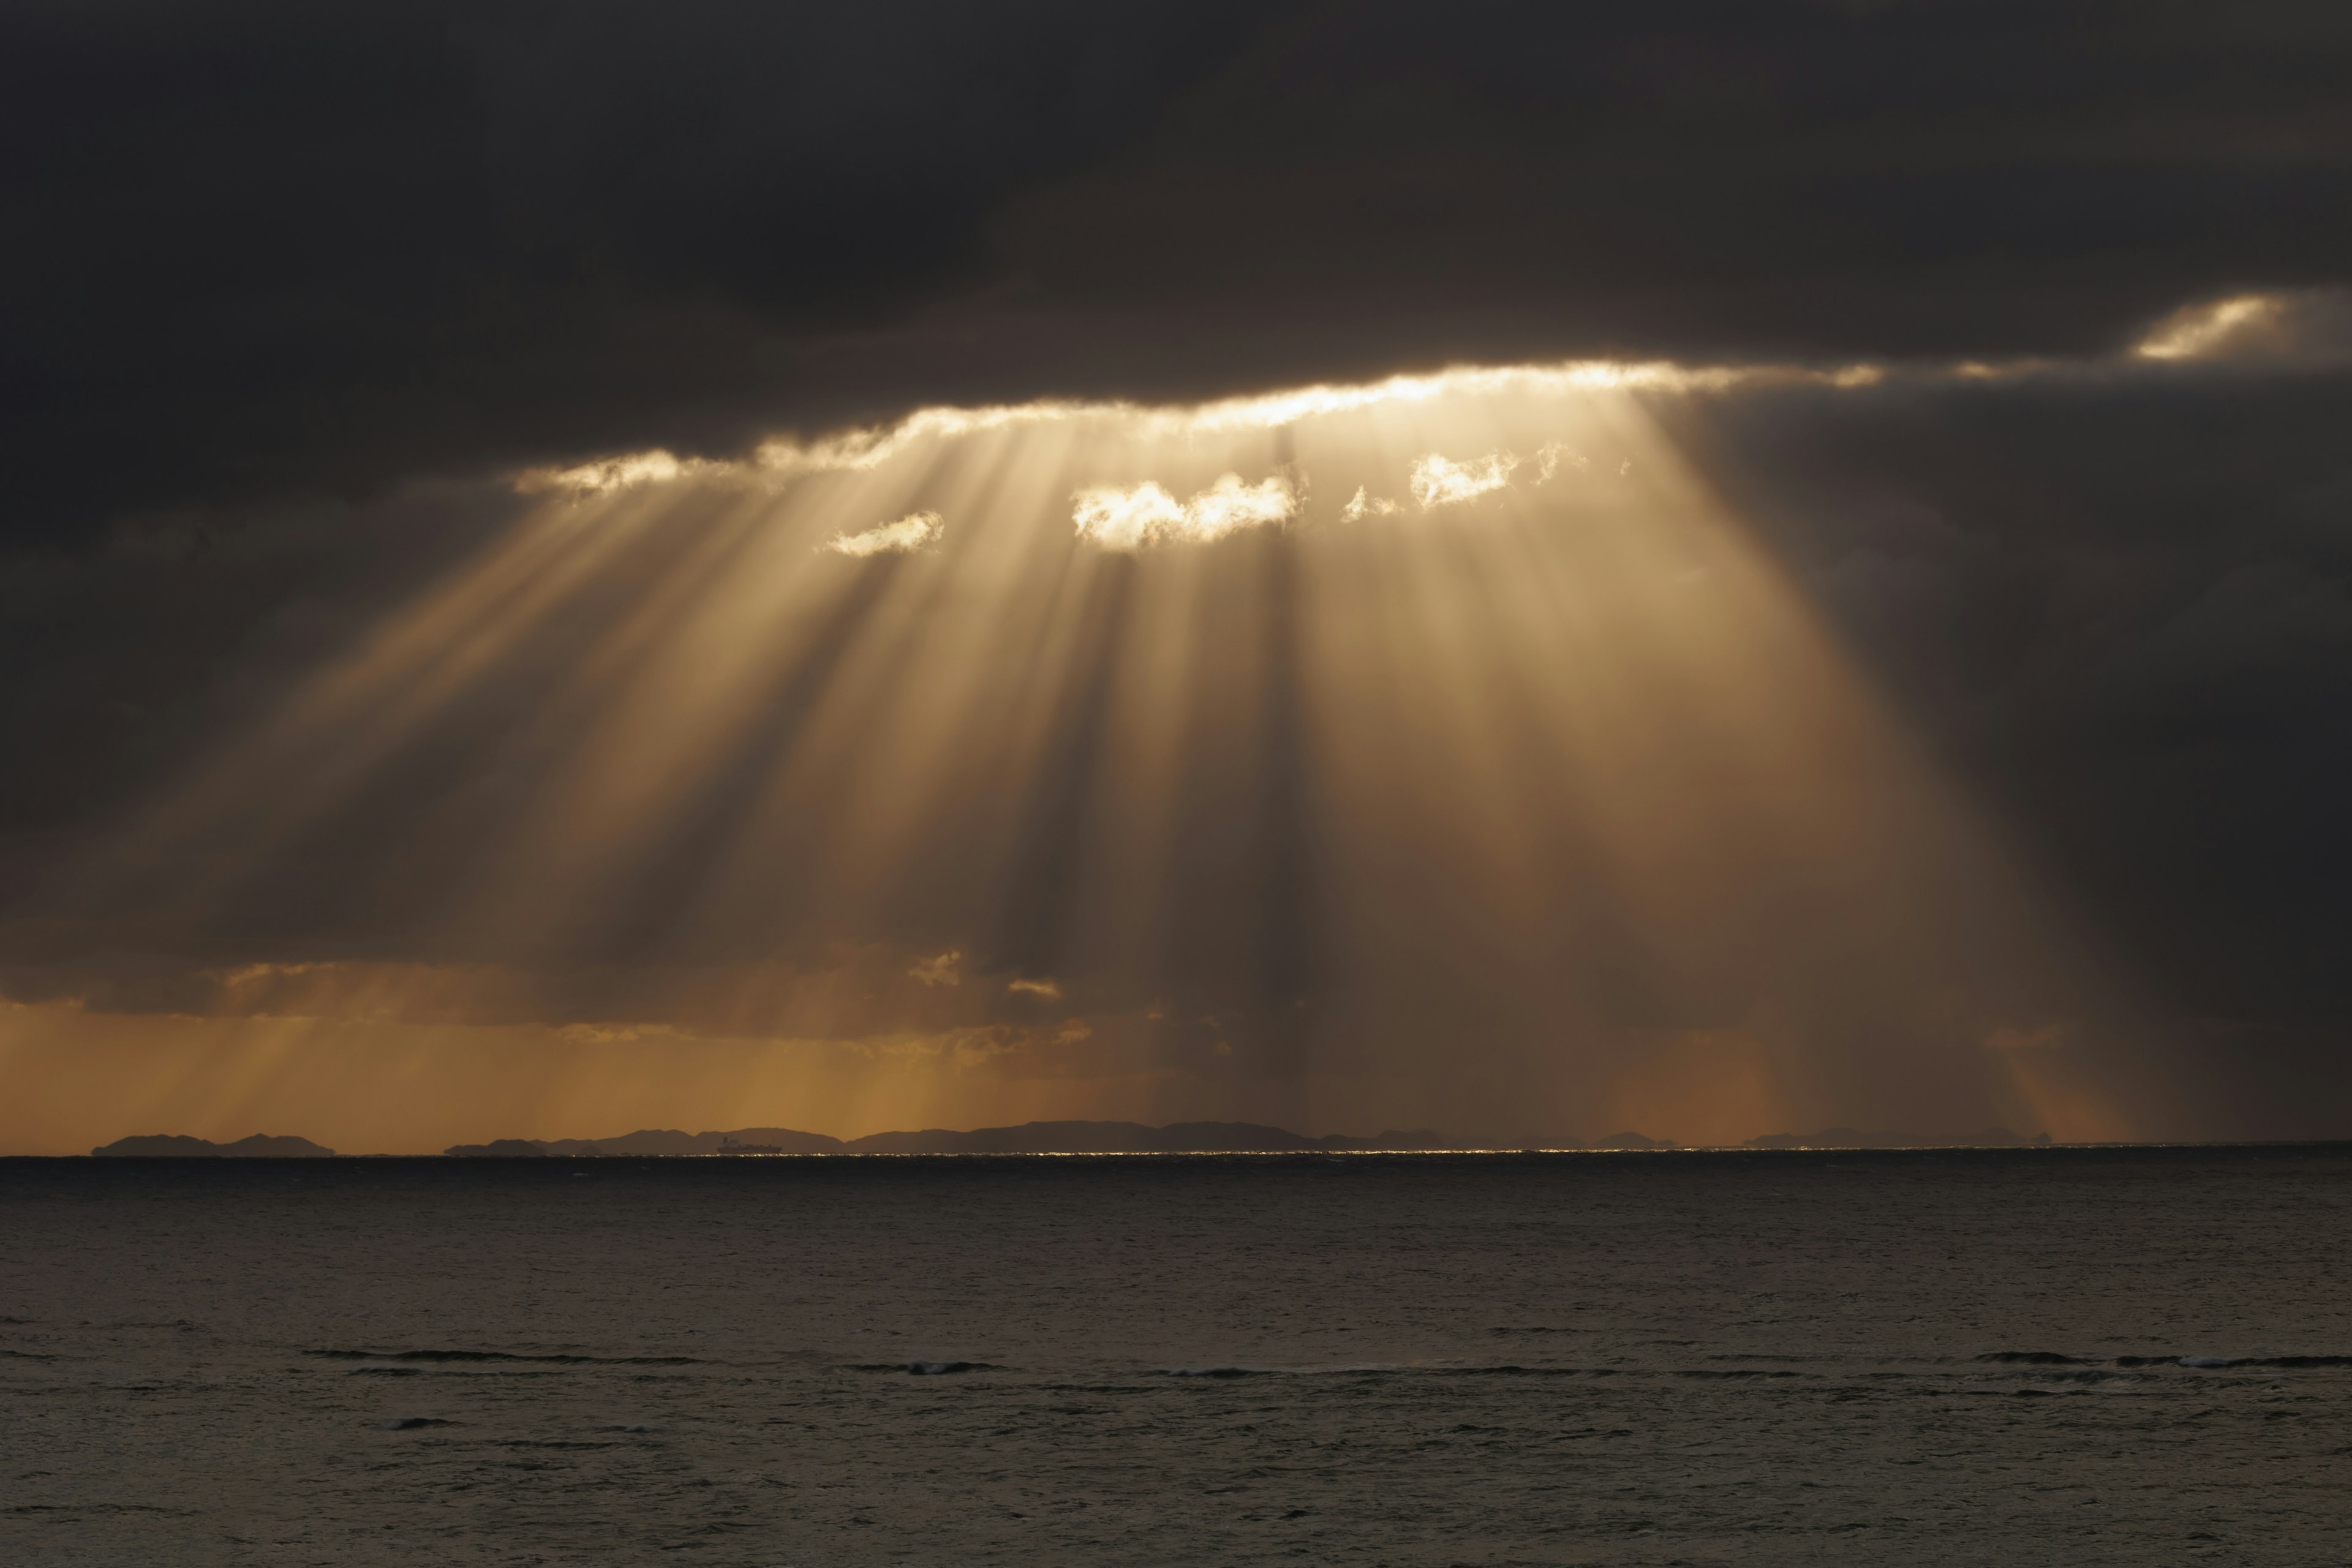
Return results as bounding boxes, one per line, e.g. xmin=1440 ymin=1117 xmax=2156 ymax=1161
xmin=508 ymin=295 xmax=2352 ymax=505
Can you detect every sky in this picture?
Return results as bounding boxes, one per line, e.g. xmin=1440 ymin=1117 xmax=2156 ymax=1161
xmin=3 ymin=1 xmax=2350 ymax=1153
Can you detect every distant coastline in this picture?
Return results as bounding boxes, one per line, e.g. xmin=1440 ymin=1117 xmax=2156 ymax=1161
xmin=436 ymin=1121 xmax=1454 ymax=1157
xmin=80 ymin=1120 xmax=2071 ymax=1158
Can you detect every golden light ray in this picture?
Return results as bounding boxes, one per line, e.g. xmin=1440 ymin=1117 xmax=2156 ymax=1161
xmin=37 ymin=353 xmax=2191 ymax=1151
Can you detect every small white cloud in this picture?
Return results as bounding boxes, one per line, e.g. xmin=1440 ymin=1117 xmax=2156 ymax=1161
xmin=1618 ymin=458 xmax=1632 ymax=477
xmin=1185 ymin=472 xmax=1299 ymax=540
xmin=824 ymin=510 xmax=944 ymax=557
xmin=1340 ymin=485 xmax=1404 ymax=522
xmin=1008 ymin=976 xmax=1061 ymax=998
xmin=1535 ymin=442 xmax=1590 ymax=483
xmin=1409 ymin=451 xmax=1520 ymax=509
xmin=1071 ymin=480 xmax=1186 ymax=549
xmin=1071 ymin=472 xmax=1297 ymax=549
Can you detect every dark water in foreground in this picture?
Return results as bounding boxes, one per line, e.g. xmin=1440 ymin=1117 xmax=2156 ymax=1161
xmin=4 ymin=1148 xmax=2351 ymax=1566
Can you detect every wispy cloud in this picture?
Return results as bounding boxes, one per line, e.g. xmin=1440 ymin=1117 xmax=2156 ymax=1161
xmin=1071 ymin=472 xmax=1296 ymax=549
xmin=2135 ymin=294 xmax=2287 ymax=360
xmin=1535 ymin=441 xmax=1589 ymax=483
xmin=1340 ymin=485 xmax=1403 ymax=522
xmin=824 ymin=510 xmax=944 ymax=557
xmin=908 ymin=949 xmax=963 ymax=987
xmin=514 ymin=449 xmax=734 ymax=496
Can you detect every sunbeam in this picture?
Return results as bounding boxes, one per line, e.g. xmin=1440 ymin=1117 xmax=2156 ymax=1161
xmin=25 ymin=357 xmax=2182 ymax=1153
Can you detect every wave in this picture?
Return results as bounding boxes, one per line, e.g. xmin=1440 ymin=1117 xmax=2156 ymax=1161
xmin=1455 ymin=1365 xmax=1597 ymax=1378
xmin=1161 ymin=1365 xmax=1269 ymax=1378
xmin=850 ymin=1360 xmax=997 ymax=1375
xmin=1670 ymin=1368 xmax=1806 ymax=1379
xmin=1972 ymin=1351 xmax=2352 ymax=1370
xmin=377 ymin=1417 xmax=456 ymax=1430
xmin=1161 ymin=1362 xmax=1602 ymax=1379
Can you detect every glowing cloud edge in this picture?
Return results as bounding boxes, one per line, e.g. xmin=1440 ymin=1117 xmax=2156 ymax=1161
xmin=510 ymin=292 xmax=2343 ymax=497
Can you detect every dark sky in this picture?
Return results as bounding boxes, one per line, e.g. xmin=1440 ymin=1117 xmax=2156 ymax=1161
xmin=4 ymin=1 xmax=2350 ymax=1146
xmin=10 ymin=0 xmax=2348 ymax=541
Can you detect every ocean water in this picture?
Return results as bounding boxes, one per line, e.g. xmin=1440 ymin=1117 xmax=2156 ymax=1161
xmin=4 ymin=1148 xmax=2350 ymax=1566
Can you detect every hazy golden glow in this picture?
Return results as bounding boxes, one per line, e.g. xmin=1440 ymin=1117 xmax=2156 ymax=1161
xmin=1602 ymin=1031 xmax=1797 ymax=1150
xmin=29 ymin=348 xmax=2213 ymax=1153
xmin=0 ymin=997 xmax=1178 ymax=1158
xmin=1985 ymin=1025 xmax=2138 ymax=1144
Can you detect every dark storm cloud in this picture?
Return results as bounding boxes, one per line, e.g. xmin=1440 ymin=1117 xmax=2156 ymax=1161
xmin=1 ymin=0 xmax=1292 ymax=545
xmin=6 ymin=0 xmax=2350 ymax=548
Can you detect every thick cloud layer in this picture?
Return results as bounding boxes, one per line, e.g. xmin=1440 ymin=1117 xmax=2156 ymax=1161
xmin=7 ymin=1 xmax=2350 ymax=546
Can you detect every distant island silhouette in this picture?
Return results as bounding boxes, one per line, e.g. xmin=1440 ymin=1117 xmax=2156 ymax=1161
xmin=91 ymin=1133 xmax=336 ymax=1157
xmin=78 ymin=1123 xmax=2062 ymax=1158
xmin=443 ymin=1121 xmax=1455 ymax=1156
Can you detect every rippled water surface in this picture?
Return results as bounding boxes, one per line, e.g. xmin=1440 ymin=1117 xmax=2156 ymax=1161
xmin=6 ymin=1148 xmax=2351 ymax=1564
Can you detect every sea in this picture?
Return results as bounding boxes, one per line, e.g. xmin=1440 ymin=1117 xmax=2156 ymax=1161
xmin=4 ymin=1147 xmax=2350 ymax=1565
